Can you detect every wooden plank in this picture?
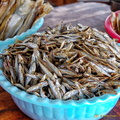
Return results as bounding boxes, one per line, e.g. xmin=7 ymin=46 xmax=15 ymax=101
xmin=47 ymin=0 xmax=64 ymax=6
xmin=64 ymin=0 xmax=78 ymax=4
xmin=0 ymin=87 xmax=31 ymax=120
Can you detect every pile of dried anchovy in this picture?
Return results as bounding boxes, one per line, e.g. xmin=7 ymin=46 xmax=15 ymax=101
xmin=0 ymin=0 xmax=53 ymax=40
xmin=2 ymin=23 xmax=120 ymax=100
xmin=111 ymin=12 xmax=120 ymax=35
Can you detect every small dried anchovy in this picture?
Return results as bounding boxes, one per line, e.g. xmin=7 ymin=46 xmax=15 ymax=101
xmin=1 ymin=23 xmax=120 ymax=100
xmin=111 ymin=12 xmax=120 ymax=35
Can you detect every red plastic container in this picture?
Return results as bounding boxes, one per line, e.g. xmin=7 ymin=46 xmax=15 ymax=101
xmin=105 ymin=10 xmax=120 ymax=43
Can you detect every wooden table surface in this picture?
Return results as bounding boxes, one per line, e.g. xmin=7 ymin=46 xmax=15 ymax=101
xmin=0 ymin=2 xmax=120 ymax=120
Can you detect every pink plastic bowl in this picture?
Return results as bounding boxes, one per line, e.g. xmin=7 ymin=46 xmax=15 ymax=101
xmin=105 ymin=10 xmax=120 ymax=43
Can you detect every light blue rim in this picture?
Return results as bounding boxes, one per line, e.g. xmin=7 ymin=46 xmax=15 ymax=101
xmin=0 ymin=32 xmax=120 ymax=108
xmin=0 ymin=17 xmax=44 ymax=46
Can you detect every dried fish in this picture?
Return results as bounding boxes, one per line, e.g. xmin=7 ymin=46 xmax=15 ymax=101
xmin=43 ymin=54 xmax=62 ymax=77
xmin=27 ymin=81 xmax=48 ymax=92
xmin=39 ymin=61 xmax=55 ymax=81
xmin=25 ymin=52 xmax=36 ymax=86
xmin=63 ymin=90 xmax=78 ymax=100
xmin=0 ymin=0 xmax=53 ymax=40
xmin=18 ymin=64 xmax=25 ymax=85
xmin=47 ymin=78 xmax=62 ymax=99
xmin=2 ymin=23 xmax=120 ymax=100
xmin=111 ymin=12 xmax=120 ymax=35
xmin=25 ymin=73 xmax=43 ymax=79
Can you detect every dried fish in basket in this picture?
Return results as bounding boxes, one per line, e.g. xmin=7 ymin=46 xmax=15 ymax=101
xmin=0 ymin=0 xmax=53 ymax=40
xmin=111 ymin=12 xmax=120 ymax=35
xmin=1 ymin=23 xmax=120 ymax=100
